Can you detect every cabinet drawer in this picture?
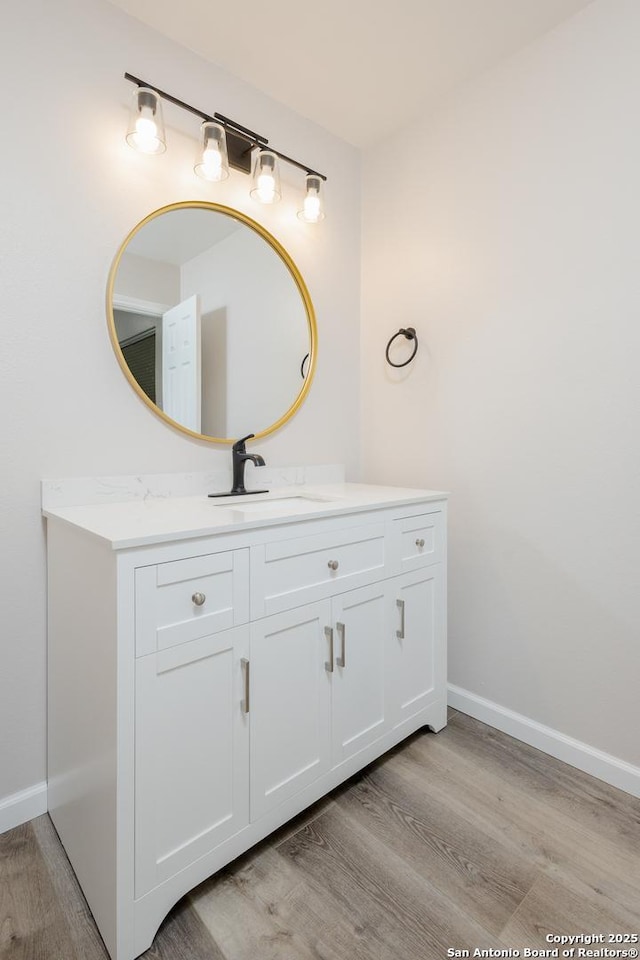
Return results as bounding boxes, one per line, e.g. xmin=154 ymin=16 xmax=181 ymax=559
xmin=251 ymin=523 xmax=386 ymax=617
xmin=391 ymin=511 xmax=444 ymax=573
xmin=135 ymin=549 xmax=249 ymax=656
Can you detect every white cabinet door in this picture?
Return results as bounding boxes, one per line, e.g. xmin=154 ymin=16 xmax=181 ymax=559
xmin=389 ymin=566 xmax=445 ymax=728
xmin=134 ymin=625 xmax=249 ymax=898
xmin=250 ymin=601 xmax=332 ymax=821
xmin=331 ymin=582 xmax=388 ymax=766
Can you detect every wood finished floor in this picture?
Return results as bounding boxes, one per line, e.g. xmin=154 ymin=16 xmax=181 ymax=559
xmin=2 ymin=710 xmax=639 ymax=960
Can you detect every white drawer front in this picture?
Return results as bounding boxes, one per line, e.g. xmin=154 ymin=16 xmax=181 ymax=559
xmin=135 ymin=549 xmax=250 ymax=656
xmin=251 ymin=523 xmax=387 ymax=617
xmin=391 ymin=511 xmax=444 ymax=574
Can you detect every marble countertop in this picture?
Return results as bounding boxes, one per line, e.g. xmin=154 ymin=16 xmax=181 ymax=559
xmin=42 ymin=483 xmax=448 ymax=550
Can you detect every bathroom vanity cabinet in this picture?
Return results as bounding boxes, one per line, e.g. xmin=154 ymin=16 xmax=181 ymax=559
xmin=44 ymin=484 xmax=447 ymax=960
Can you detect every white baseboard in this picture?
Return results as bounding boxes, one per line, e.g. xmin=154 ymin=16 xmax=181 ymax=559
xmin=0 ymin=781 xmax=48 ymax=835
xmin=448 ymin=684 xmax=640 ymax=799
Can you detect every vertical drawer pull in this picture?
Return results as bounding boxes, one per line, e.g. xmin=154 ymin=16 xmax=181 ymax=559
xmin=396 ymin=599 xmax=405 ymax=639
xmin=191 ymin=592 xmax=206 ymax=606
xmin=415 ymin=538 xmax=425 ymax=548
xmin=324 ymin=626 xmax=334 ymax=672
xmin=336 ymin=621 xmax=346 ymax=668
xmin=241 ymin=658 xmax=250 ymax=714
xmin=327 ymin=560 xmax=339 ymax=571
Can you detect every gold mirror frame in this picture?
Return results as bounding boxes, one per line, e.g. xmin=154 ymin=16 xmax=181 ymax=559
xmin=106 ymin=201 xmax=317 ymax=444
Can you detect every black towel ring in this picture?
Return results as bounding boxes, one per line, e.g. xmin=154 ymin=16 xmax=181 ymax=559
xmin=385 ymin=327 xmax=418 ymax=368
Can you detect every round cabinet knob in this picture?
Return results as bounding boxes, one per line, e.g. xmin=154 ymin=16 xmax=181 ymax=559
xmin=192 ymin=592 xmax=206 ymax=606
xmin=415 ymin=538 xmax=425 ymax=548
xmin=327 ymin=560 xmax=339 ymax=571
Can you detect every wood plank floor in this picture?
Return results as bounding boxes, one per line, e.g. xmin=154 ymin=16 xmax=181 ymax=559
xmin=2 ymin=710 xmax=639 ymax=960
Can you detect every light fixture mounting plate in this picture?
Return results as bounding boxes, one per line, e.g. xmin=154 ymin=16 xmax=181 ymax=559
xmin=226 ymin=132 xmax=253 ymax=174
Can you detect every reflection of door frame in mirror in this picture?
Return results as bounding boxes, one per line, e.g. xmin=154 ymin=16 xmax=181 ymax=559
xmin=113 ymin=293 xmax=202 ymax=432
xmin=113 ymin=294 xmax=171 ymax=317
xmin=106 ymin=201 xmax=318 ymax=445
xmin=112 ymin=294 xmax=169 ymax=411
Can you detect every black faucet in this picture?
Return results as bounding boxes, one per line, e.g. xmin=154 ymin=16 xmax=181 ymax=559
xmin=231 ymin=434 xmax=268 ymax=495
xmin=208 ymin=434 xmax=269 ymax=498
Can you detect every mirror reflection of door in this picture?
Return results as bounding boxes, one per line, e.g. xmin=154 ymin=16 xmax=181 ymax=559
xmin=109 ymin=205 xmax=312 ymax=441
xmin=161 ymin=295 xmax=201 ymax=434
xmin=113 ymin=296 xmax=207 ymax=435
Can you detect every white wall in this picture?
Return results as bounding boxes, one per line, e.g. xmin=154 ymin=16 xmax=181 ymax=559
xmin=0 ymin=0 xmax=360 ymax=807
xmin=114 ymin=251 xmax=180 ymax=305
xmin=181 ymin=228 xmax=309 ymax=438
xmin=201 ymin=308 xmax=228 ymax=438
xmin=361 ymin=0 xmax=640 ymax=766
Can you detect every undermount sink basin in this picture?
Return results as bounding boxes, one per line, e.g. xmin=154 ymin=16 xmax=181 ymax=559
xmin=235 ymin=496 xmax=333 ymax=514
xmin=209 ymin=493 xmax=336 ymax=515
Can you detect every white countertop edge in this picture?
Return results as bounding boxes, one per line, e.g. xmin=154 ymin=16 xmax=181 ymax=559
xmin=43 ymin=483 xmax=449 ymax=550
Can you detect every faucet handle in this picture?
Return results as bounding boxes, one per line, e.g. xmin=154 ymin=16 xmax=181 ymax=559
xmin=232 ymin=433 xmax=255 ymax=454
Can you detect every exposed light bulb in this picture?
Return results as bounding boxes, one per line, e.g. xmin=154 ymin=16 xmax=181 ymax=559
xmin=133 ymin=107 xmax=160 ymax=153
xmin=297 ymin=174 xmax=325 ymax=223
xmin=257 ymin=172 xmax=276 ymax=203
xmin=302 ymin=193 xmax=321 ymax=222
xmin=126 ymin=87 xmax=166 ymax=155
xmin=201 ymin=146 xmax=223 ymax=179
xmin=194 ymin=121 xmax=229 ymax=182
xmin=250 ymin=150 xmax=281 ymax=204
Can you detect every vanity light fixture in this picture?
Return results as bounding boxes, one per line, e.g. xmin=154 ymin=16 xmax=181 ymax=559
xmin=126 ymin=86 xmax=166 ymax=155
xmin=298 ymin=174 xmax=325 ymax=223
xmin=194 ymin=121 xmax=229 ymax=182
xmin=123 ymin=73 xmax=326 ymax=220
xmin=250 ymin=150 xmax=281 ymax=204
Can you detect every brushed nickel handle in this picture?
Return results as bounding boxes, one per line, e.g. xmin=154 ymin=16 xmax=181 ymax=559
xmin=324 ymin=626 xmax=334 ymax=673
xmin=396 ymin=599 xmax=405 ymax=639
xmin=241 ymin=658 xmax=250 ymax=714
xmin=192 ymin=592 xmax=206 ymax=606
xmin=336 ymin=621 xmax=346 ymax=668
xmin=415 ymin=538 xmax=425 ymax=548
xmin=327 ymin=560 xmax=339 ymax=571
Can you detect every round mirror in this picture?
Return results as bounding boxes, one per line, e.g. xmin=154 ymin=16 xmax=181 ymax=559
xmin=107 ymin=201 xmax=317 ymax=443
